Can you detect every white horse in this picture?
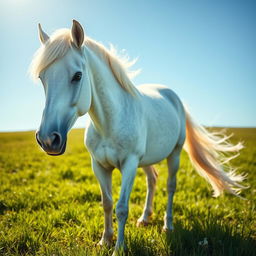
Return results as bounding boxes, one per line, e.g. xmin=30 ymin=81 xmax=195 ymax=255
xmin=30 ymin=20 xmax=246 ymax=255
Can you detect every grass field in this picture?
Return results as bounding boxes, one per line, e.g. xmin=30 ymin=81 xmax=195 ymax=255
xmin=0 ymin=128 xmax=255 ymax=256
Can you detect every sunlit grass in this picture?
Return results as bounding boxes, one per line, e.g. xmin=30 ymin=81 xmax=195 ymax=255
xmin=0 ymin=128 xmax=255 ymax=255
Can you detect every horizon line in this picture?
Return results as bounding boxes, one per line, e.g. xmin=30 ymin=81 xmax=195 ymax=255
xmin=0 ymin=125 xmax=256 ymax=133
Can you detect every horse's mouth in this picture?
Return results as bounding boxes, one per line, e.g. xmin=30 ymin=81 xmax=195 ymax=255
xmin=47 ymin=140 xmax=67 ymax=156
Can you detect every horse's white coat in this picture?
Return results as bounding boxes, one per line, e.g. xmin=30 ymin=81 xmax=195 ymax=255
xmin=84 ymin=45 xmax=186 ymax=248
xmin=32 ymin=21 xmax=246 ymax=255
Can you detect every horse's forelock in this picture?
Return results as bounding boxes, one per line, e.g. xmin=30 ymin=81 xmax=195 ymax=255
xmin=29 ymin=29 xmax=72 ymax=80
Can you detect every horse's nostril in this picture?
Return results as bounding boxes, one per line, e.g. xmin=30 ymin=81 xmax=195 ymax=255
xmin=51 ymin=132 xmax=62 ymax=148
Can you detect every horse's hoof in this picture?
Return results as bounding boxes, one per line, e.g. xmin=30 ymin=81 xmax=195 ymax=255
xmin=112 ymin=246 xmax=126 ymax=256
xmin=162 ymin=225 xmax=174 ymax=233
xmin=97 ymin=238 xmax=113 ymax=247
xmin=136 ymin=218 xmax=150 ymax=227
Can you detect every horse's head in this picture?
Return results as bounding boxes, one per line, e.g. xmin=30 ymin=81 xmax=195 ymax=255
xmin=32 ymin=20 xmax=91 ymax=155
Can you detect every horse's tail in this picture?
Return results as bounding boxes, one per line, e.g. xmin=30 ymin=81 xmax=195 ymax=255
xmin=183 ymin=109 xmax=247 ymax=197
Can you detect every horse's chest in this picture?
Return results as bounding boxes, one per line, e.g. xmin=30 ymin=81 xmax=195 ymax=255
xmin=93 ymin=140 xmax=119 ymax=168
xmin=85 ymin=131 xmax=134 ymax=169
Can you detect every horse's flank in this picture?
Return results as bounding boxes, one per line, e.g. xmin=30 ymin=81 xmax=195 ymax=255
xmin=29 ymin=28 xmax=139 ymax=96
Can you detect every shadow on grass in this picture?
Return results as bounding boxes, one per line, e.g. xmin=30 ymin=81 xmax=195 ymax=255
xmin=127 ymin=215 xmax=256 ymax=256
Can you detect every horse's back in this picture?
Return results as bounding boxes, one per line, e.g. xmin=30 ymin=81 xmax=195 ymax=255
xmin=138 ymin=84 xmax=183 ymax=110
xmin=137 ymin=84 xmax=186 ymax=166
xmin=137 ymin=83 xmax=185 ymax=127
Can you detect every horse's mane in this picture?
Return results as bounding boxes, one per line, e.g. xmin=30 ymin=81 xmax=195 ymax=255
xmin=30 ymin=28 xmax=140 ymax=96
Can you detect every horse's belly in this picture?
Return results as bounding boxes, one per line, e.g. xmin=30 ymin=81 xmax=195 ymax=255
xmin=139 ymin=103 xmax=182 ymax=166
xmin=139 ymin=125 xmax=179 ymax=166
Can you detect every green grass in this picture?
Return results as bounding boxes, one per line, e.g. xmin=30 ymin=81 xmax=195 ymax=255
xmin=0 ymin=128 xmax=255 ymax=256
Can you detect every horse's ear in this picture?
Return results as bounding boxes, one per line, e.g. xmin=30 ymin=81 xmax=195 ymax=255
xmin=71 ymin=20 xmax=84 ymax=48
xmin=38 ymin=24 xmax=49 ymax=44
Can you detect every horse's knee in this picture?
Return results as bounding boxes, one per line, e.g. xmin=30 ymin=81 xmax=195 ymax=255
xmin=167 ymin=176 xmax=177 ymax=195
xmin=103 ymin=197 xmax=113 ymax=213
xmin=167 ymin=180 xmax=176 ymax=193
xmin=116 ymin=204 xmax=128 ymax=222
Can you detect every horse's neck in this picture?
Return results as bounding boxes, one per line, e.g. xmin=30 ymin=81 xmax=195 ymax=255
xmin=86 ymin=48 xmax=132 ymax=135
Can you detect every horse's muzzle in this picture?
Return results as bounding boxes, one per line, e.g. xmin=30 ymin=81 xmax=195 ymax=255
xmin=36 ymin=131 xmax=67 ymax=156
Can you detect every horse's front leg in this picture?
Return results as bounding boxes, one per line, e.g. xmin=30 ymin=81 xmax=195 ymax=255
xmin=114 ymin=155 xmax=138 ymax=255
xmin=92 ymin=159 xmax=114 ymax=246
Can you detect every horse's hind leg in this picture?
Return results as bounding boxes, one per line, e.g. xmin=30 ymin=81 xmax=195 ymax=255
xmin=163 ymin=146 xmax=182 ymax=231
xmin=137 ymin=165 xmax=158 ymax=226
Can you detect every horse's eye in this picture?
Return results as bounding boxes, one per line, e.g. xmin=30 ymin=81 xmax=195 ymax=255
xmin=71 ymin=72 xmax=82 ymax=82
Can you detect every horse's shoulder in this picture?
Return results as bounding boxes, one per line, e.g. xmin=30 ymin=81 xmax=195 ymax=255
xmin=84 ymin=122 xmax=100 ymax=149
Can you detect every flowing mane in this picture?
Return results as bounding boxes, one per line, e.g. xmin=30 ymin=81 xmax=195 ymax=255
xmin=30 ymin=28 xmax=140 ymax=96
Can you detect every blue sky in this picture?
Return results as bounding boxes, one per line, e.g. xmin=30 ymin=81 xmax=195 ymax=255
xmin=0 ymin=0 xmax=255 ymax=131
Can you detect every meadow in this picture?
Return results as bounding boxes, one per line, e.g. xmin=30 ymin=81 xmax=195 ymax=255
xmin=0 ymin=128 xmax=255 ymax=256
